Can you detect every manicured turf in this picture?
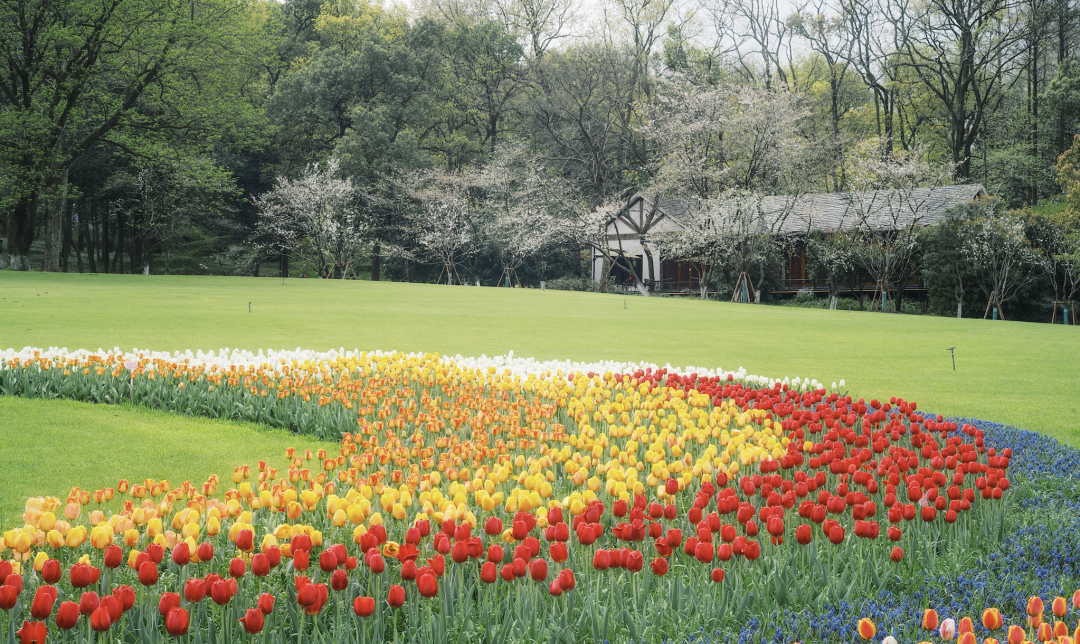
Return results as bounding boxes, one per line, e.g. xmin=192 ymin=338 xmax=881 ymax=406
xmin=2 ymin=270 xmax=1078 ymax=450
xmin=0 ymin=396 xmax=333 ymax=525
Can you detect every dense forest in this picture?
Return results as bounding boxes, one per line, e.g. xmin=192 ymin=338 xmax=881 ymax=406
xmin=1 ymin=0 xmax=1079 ymax=321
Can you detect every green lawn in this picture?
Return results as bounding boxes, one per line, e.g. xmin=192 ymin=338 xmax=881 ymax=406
xmin=2 ymin=270 xmax=1078 ymax=453
xmin=0 ymin=397 xmax=333 ymax=526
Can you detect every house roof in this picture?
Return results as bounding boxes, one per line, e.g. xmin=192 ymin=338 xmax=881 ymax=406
xmin=620 ymin=184 xmax=987 ymax=235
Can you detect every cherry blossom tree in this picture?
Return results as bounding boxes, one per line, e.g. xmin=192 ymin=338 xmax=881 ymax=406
xmin=254 ymin=159 xmax=370 ymax=279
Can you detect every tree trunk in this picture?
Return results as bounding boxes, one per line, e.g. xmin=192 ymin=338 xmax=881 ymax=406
xmin=370 ymin=243 xmax=380 ymax=281
xmin=113 ymin=213 xmax=125 ymax=273
xmin=281 ymin=253 xmax=289 ymax=278
xmin=102 ymin=204 xmax=111 ymax=273
xmin=6 ymin=193 xmax=40 ymax=271
xmin=62 ymin=202 xmax=74 ymax=272
xmin=132 ymin=212 xmax=144 ymax=272
xmin=43 ymin=170 xmax=69 ymax=272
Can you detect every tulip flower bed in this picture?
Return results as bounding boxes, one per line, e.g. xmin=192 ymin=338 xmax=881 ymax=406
xmin=1 ymin=347 xmax=1077 ymax=643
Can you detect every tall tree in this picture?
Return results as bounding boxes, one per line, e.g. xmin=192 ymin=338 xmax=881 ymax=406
xmin=0 ymin=0 xmax=262 ymax=270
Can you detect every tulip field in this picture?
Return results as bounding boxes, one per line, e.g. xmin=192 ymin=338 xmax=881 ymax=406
xmin=2 ymin=345 xmax=1080 ymax=644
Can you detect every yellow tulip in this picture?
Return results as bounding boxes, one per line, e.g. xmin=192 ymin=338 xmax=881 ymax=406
xmin=66 ymin=526 xmax=87 ymax=548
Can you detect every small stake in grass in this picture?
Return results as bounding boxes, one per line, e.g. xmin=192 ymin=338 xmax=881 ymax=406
xmin=946 ymin=346 xmax=956 ymax=371
xmin=248 ymin=302 xmax=251 ymax=313
xmin=624 ymin=300 xmax=627 ymax=309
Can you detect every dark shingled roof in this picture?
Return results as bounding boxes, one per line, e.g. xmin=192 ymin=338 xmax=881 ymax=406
xmin=627 ymin=185 xmax=987 ymax=234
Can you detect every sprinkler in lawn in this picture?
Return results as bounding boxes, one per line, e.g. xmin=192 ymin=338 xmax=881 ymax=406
xmin=946 ymin=346 xmax=956 ymax=371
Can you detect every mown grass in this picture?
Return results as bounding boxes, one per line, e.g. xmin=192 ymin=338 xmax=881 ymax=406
xmin=1 ymin=270 xmax=1078 ymax=457
xmin=0 ymin=396 xmax=333 ymax=525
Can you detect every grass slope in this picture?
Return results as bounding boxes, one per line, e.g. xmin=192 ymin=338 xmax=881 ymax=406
xmin=0 ymin=397 xmax=332 ymax=525
xmin=2 ymin=271 xmax=1078 ymax=447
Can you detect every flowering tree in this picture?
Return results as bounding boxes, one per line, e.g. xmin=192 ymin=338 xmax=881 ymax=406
xmin=479 ymin=147 xmax=557 ymax=286
xmin=254 ymin=159 xmax=370 ymax=279
xmin=840 ymin=142 xmax=953 ymax=312
xmin=643 ymin=78 xmax=813 ymax=299
xmin=1023 ymin=210 xmax=1080 ymax=320
xmin=962 ymin=200 xmax=1038 ymax=320
xmin=805 ymin=229 xmax=856 ymax=309
xmin=391 ymin=169 xmax=484 ymax=285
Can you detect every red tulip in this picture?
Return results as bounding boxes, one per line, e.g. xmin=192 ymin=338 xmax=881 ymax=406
xmin=70 ymin=563 xmax=95 ymax=588
xmin=77 ymin=592 xmax=100 ymax=617
xmin=828 ymin=525 xmax=845 ymax=545
xmin=293 ymin=550 xmax=309 ymax=572
xmin=138 ymin=561 xmax=158 ymax=586
xmin=297 ymin=583 xmax=318 ymax=607
xmin=795 ymin=524 xmax=812 ymax=545
xmin=103 ymin=545 xmax=123 ymax=568
xmin=711 ymin=568 xmax=725 ymax=583
xmin=158 ymin=592 xmax=180 ymax=619
xmin=550 ymin=542 xmax=568 ymax=563
xmin=452 ymin=541 xmax=468 ymax=564
xmin=418 ymin=572 xmax=439 ymax=598
xmin=30 ymin=586 xmax=56 ymax=619
xmin=625 ymin=551 xmax=644 ymax=572
xmin=387 ymin=584 xmax=405 ymax=608
xmin=228 ymin=557 xmax=246 ymax=578
xmin=353 ymin=596 xmax=375 ymax=617
xmin=147 ymin=544 xmax=164 ymax=564
xmin=650 ymin=558 xmax=669 ymax=576
xmin=694 ymin=541 xmax=714 ymax=563
xmin=367 ymin=553 xmax=385 ymax=574
xmin=41 ymin=559 xmax=61 ymax=584
xmin=266 ymin=546 xmax=282 ymax=568
xmin=0 ymin=585 xmax=18 ymax=611
xmin=56 ymin=601 xmax=80 ymax=630
xmin=480 ymin=561 xmax=497 ymax=583
xmin=112 ymin=585 xmax=136 ymax=611
xmin=90 ymin=606 xmax=112 ymax=632
xmin=197 ymin=542 xmax=214 ymax=562
xmin=15 ymin=621 xmax=47 ymax=644
xmin=529 ymin=559 xmax=548 ymax=582
xmin=331 ymin=569 xmax=348 ymax=592
xmin=184 ymin=578 xmax=206 ymax=603
xmin=165 ymin=607 xmax=189 ymax=636
xmin=211 ymin=580 xmax=234 ymax=605
xmin=890 ymin=547 xmax=904 ymax=562
xmin=549 ymin=578 xmax=563 ymax=596
xmin=293 ymin=534 xmax=313 ymax=552
xmin=240 ymin=608 xmax=264 ymax=634
xmin=251 ymin=553 xmax=270 ymax=577
xmin=319 ymin=549 xmax=338 ymax=573
xmin=592 ymin=550 xmax=610 ymax=571
xmin=235 ymin=529 xmax=254 ymax=552
xmin=557 ymin=568 xmax=575 ymax=591
xmin=172 ymin=542 xmax=190 ymax=567
xmin=101 ymin=595 xmax=122 ymax=622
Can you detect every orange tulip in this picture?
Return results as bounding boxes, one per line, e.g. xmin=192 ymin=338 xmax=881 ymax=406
xmin=857 ymin=618 xmax=876 ymax=640
xmin=1007 ymin=625 xmax=1026 ymax=644
xmin=923 ymin=610 xmax=940 ymax=630
xmin=1028 ymin=596 xmax=1045 ymax=617
xmin=958 ymin=632 xmax=976 ymax=644
xmin=959 ymin=617 xmax=975 ymax=634
xmin=1053 ymin=597 xmax=1069 ymax=618
xmin=982 ymin=608 xmax=1004 ymax=631
xmin=1036 ymin=622 xmax=1052 ymax=642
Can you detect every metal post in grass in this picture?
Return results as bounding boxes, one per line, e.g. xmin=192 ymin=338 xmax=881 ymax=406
xmin=946 ymin=346 xmax=956 ymax=371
